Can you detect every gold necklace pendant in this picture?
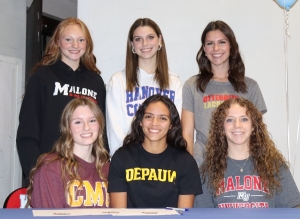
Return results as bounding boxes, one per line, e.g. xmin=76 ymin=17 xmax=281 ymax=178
xmin=228 ymin=156 xmax=250 ymax=173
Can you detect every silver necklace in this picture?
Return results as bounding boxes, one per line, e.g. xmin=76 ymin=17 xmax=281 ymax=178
xmin=228 ymin=156 xmax=250 ymax=173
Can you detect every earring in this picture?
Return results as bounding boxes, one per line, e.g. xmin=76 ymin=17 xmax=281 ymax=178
xmin=157 ymin=44 xmax=162 ymax=51
xmin=132 ymin=47 xmax=136 ymax=54
xmin=205 ymin=53 xmax=207 ymax=56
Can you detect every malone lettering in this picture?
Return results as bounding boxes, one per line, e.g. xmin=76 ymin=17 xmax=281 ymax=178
xmin=53 ymin=82 xmax=97 ymax=99
xmin=216 ymin=175 xmax=269 ymax=195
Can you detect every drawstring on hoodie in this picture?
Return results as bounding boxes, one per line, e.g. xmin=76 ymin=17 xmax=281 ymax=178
xmin=70 ymin=65 xmax=82 ymax=89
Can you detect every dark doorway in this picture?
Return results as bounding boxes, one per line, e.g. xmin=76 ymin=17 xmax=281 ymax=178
xmin=26 ymin=0 xmax=42 ymax=84
xmin=41 ymin=14 xmax=61 ymax=56
xmin=26 ymin=0 xmax=61 ymax=84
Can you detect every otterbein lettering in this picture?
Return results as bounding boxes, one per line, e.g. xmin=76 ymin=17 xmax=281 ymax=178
xmin=203 ymin=94 xmax=239 ymax=109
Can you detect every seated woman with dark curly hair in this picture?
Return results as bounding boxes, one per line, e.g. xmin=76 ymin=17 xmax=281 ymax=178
xmin=108 ymin=94 xmax=202 ymax=208
xmin=194 ymin=97 xmax=300 ymax=208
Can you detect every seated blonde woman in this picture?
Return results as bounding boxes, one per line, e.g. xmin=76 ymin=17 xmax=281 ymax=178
xmin=27 ymin=98 xmax=110 ymax=208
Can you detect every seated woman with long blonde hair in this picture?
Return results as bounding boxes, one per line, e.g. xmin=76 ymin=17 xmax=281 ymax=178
xmin=27 ymin=98 xmax=110 ymax=208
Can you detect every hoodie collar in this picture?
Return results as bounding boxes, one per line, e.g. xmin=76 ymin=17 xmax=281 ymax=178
xmin=52 ymin=60 xmax=87 ymax=73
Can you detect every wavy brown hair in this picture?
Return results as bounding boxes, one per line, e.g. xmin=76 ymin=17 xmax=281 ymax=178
xmin=201 ymin=98 xmax=287 ymax=197
xmin=26 ymin=98 xmax=110 ymax=207
xmin=196 ymin=20 xmax=246 ymax=93
xmin=32 ymin=18 xmax=100 ymax=74
xmin=126 ymin=18 xmax=169 ymax=91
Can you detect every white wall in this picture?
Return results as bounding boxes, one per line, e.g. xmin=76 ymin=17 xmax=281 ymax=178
xmin=0 ymin=55 xmax=23 ymax=207
xmin=0 ymin=0 xmax=26 ymax=207
xmin=78 ymin=0 xmax=300 ymax=188
xmin=0 ymin=0 xmax=26 ymax=80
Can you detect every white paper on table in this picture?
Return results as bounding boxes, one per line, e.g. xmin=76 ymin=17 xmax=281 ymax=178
xmin=112 ymin=209 xmax=180 ymax=216
xmin=32 ymin=208 xmax=180 ymax=217
xmin=32 ymin=209 xmax=110 ymax=217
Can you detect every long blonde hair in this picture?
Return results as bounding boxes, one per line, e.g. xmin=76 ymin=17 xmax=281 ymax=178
xmin=32 ymin=18 xmax=100 ymax=74
xmin=26 ymin=98 xmax=110 ymax=206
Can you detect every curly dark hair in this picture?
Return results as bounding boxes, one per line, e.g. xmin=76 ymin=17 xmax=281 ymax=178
xmin=123 ymin=94 xmax=186 ymax=150
xmin=196 ymin=20 xmax=247 ymax=93
xmin=201 ymin=97 xmax=287 ymax=197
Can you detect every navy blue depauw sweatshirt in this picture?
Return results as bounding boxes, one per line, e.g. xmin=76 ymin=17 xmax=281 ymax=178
xmin=17 ymin=60 xmax=109 ymax=185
